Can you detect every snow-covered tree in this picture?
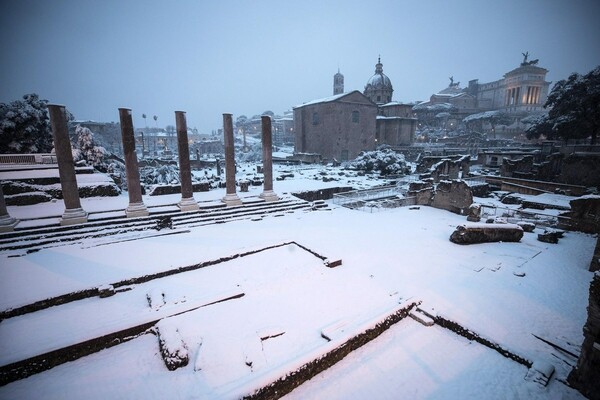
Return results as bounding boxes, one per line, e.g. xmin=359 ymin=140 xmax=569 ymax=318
xmin=352 ymin=146 xmax=410 ymax=176
xmin=463 ymin=110 xmax=511 ymax=137
xmin=73 ymin=125 xmax=106 ymax=167
xmin=0 ymin=93 xmax=53 ymax=153
xmin=412 ymin=102 xmax=457 ymax=128
xmin=527 ymin=66 xmax=600 ymax=144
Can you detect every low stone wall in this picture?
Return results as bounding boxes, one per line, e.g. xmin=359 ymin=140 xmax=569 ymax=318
xmin=559 ymin=195 xmax=600 ymax=235
xmin=245 ymin=302 xmax=417 ymax=400
xmin=484 ymin=176 xmax=587 ymax=196
xmin=147 ymin=182 xmax=211 ymax=196
xmin=2 ymin=180 xmax=121 ymax=205
xmin=292 ymin=187 xmax=353 ymax=202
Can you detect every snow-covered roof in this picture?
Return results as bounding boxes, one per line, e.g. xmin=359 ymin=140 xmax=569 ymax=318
xmin=380 ymin=101 xmax=416 ymax=107
xmin=293 ymin=91 xmax=367 ymax=109
xmin=376 ymin=116 xmax=417 ymax=120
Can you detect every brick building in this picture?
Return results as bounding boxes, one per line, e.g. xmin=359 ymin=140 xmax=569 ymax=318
xmin=294 ymin=58 xmax=417 ymax=161
xmin=294 ymin=91 xmax=377 ymax=161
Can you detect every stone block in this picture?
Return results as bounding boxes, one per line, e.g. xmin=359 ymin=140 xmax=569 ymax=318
xmin=537 ymin=231 xmax=559 ymax=244
xmin=450 ymin=223 xmax=524 ymax=245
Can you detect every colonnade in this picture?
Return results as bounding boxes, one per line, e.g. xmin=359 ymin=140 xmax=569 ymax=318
xmin=0 ymin=107 xmax=278 ymax=230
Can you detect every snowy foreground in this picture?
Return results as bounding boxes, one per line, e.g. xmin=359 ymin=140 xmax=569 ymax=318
xmin=0 ymin=165 xmax=597 ymax=399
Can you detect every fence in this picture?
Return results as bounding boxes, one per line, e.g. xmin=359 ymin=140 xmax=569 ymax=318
xmin=0 ymin=154 xmax=57 ymax=164
xmin=332 ymin=184 xmax=416 ymax=212
xmin=479 ymin=204 xmax=568 ymax=228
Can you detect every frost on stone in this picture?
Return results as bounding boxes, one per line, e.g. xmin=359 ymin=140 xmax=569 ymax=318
xmin=156 ymin=320 xmax=189 ymax=371
xmin=146 ymin=288 xmax=165 ymax=310
xmin=524 ymin=360 xmax=554 ymax=386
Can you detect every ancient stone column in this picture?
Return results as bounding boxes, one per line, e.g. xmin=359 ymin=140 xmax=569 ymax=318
xmin=175 ymin=111 xmax=199 ymax=211
xmin=119 ymin=108 xmax=149 ymax=218
xmin=259 ymin=115 xmax=278 ymax=202
xmin=48 ymin=104 xmax=88 ymax=226
xmin=221 ymin=113 xmax=242 ymax=206
xmin=0 ymin=184 xmax=18 ymax=232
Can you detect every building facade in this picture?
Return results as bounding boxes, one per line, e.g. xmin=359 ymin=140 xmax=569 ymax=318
xmin=376 ymin=103 xmax=418 ymax=146
xmin=293 ymin=91 xmax=378 ymax=161
xmin=293 ymin=58 xmax=417 ymax=161
xmin=417 ymin=54 xmax=551 ymax=131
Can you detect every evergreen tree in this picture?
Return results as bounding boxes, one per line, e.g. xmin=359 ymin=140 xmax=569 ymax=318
xmin=527 ymin=66 xmax=600 ymax=144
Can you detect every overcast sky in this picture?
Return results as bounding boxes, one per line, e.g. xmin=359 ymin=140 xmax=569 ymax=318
xmin=1 ymin=0 xmax=599 ymax=134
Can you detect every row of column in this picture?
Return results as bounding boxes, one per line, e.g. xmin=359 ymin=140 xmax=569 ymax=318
xmin=0 ymin=107 xmax=278 ymax=231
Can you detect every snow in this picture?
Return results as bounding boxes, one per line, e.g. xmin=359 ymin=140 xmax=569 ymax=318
xmin=0 ymin=162 xmax=596 ymax=399
xmin=293 ymin=92 xmax=349 ymax=108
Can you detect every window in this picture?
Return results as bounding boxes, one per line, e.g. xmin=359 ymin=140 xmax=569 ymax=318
xmin=352 ymin=111 xmax=359 ymax=123
xmin=377 ymin=95 xmax=381 ymax=102
xmin=312 ymin=112 xmax=319 ymax=125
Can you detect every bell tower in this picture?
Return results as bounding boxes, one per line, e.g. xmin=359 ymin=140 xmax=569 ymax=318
xmin=333 ymin=68 xmax=344 ymax=95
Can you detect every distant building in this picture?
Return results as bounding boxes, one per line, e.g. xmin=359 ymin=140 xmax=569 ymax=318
xmin=294 ymin=58 xmax=417 ymax=160
xmin=416 ymin=53 xmax=551 ymax=134
xmin=376 ymin=103 xmax=418 ymax=146
xmin=294 ymin=91 xmax=377 ymax=161
xmin=467 ymin=55 xmax=550 ymax=115
xmin=273 ymin=111 xmax=294 ymax=146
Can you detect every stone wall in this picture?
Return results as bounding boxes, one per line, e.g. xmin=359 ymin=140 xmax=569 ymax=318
xmin=292 ymin=186 xmax=353 ymax=202
xmin=500 ymin=155 xmax=534 ymax=178
xmin=409 ymin=179 xmax=473 ymax=215
xmin=294 ymin=91 xmax=378 ymax=161
xmin=559 ymin=153 xmax=600 ymax=188
xmin=559 ymin=195 xmax=600 ymax=236
xmin=431 ymin=180 xmax=473 ymax=215
xmin=568 ymin=273 xmax=600 ymax=400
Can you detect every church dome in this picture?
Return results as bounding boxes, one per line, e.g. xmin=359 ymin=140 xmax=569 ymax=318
xmin=366 ymin=71 xmax=392 ymax=88
xmin=364 ymin=57 xmax=393 ymax=104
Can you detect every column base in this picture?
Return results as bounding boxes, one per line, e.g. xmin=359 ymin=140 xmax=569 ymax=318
xmin=178 ymin=197 xmax=199 ymax=212
xmin=259 ymin=190 xmax=279 ymax=202
xmin=60 ymin=207 xmax=88 ymax=226
xmin=126 ymin=202 xmax=149 ymax=218
xmin=0 ymin=214 xmax=19 ymax=232
xmin=222 ymin=193 xmax=243 ymax=207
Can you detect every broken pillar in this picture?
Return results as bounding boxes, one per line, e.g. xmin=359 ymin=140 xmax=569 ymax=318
xmin=0 ymin=184 xmax=18 ymax=232
xmin=259 ymin=115 xmax=278 ymax=202
xmin=119 ymin=108 xmax=149 ymax=218
xmin=450 ymin=223 xmax=524 ymax=244
xmin=221 ymin=113 xmax=242 ymax=206
xmin=175 ymin=111 xmax=199 ymax=211
xmin=48 ymin=104 xmax=88 ymax=226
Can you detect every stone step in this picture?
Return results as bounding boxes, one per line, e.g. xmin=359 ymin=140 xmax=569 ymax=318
xmin=0 ymin=198 xmax=312 ymax=254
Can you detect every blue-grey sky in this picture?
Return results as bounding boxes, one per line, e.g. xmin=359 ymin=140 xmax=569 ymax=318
xmin=1 ymin=0 xmax=599 ymax=134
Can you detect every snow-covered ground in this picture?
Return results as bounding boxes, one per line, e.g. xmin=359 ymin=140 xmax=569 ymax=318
xmin=0 ymin=162 xmax=596 ymax=399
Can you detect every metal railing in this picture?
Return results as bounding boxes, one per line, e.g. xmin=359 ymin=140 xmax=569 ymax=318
xmin=333 ymin=184 xmax=417 ymax=212
xmin=479 ymin=204 xmax=568 ymax=228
